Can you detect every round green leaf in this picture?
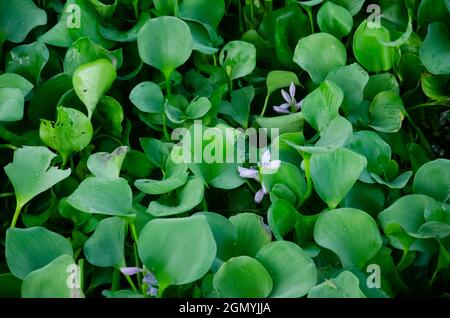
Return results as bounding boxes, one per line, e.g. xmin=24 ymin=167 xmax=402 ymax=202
xmin=419 ymin=22 xmax=450 ymax=75
xmin=138 ymin=215 xmax=216 ymax=287
xmin=84 ymin=217 xmax=126 ymax=268
xmin=178 ymin=0 xmax=225 ymax=28
xmin=367 ymin=91 xmax=405 ymax=133
xmin=219 ymin=41 xmax=256 ymax=81
xmin=213 ymin=256 xmax=273 ymax=298
xmin=413 ymin=159 xmax=450 ymax=202
xmin=72 ymin=58 xmax=117 ymax=119
xmin=256 ymin=241 xmax=317 ymax=298
xmin=6 ymin=227 xmax=73 ymax=279
xmin=314 ymin=208 xmax=382 ymax=269
xmin=317 ymin=2 xmax=353 ymax=39
xmin=364 ymin=73 xmax=400 ymax=101
xmin=310 ymin=148 xmax=367 ymax=208
xmin=268 ymin=199 xmax=299 ymax=241
xmin=353 ymin=20 xmax=396 ymax=73
xmin=67 ymin=177 xmax=133 ymax=216
xmin=294 ymin=33 xmax=346 ymax=83
xmin=137 ymin=16 xmax=193 ymax=79
xmin=130 ymin=81 xmax=165 ymax=114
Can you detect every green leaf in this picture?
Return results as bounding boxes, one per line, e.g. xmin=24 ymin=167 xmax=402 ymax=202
xmin=326 ymin=63 xmax=369 ymax=115
xmin=308 ymin=270 xmax=366 ymax=298
xmin=378 ymin=194 xmax=437 ymax=253
xmin=140 ymin=137 xmax=171 ymax=169
xmin=186 ymin=97 xmax=212 ymax=119
xmin=255 ymin=112 xmax=305 ymax=137
xmin=138 ymin=215 xmax=216 ymax=287
xmin=255 ymin=241 xmax=317 ymax=297
xmin=6 ymin=41 xmax=49 ymax=84
xmin=314 ymin=208 xmax=382 ymax=269
xmin=421 ymin=74 xmax=450 ymax=100
xmin=0 ymin=88 xmax=24 ymax=122
xmin=229 ymin=213 xmax=272 ymax=258
xmin=219 ymin=41 xmax=256 ymax=81
xmin=137 ymin=16 xmax=193 ymax=79
xmin=294 ymin=33 xmax=346 ymax=83
xmin=419 ymin=22 xmax=450 ymax=75
xmin=367 ymin=91 xmax=405 ymax=133
xmin=342 ymin=182 xmax=385 ymax=217
xmin=370 ymin=171 xmax=413 ymax=189
xmin=262 ymin=162 xmax=308 ymax=207
xmin=293 ymin=116 xmax=353 ymax=153
xmin=195 ymin=212 xmax=238 ymax=261
xmin=317 ymin=2 xmax=353 ymax=39
xmin=94 ymin=96 xmax=124 ymax=137
xmin=310 ymin=148 xmax=367 ymax=208
xmin=72 ymin=58 xmax=117 ymax=119
xmin=63 ymin=36 xmax=122 ymax=76
xmin=268 ymin=199 xmax=299 ymax=241
xmin=40 ymin=106 xmax=93 ymax=163
xmin=0 ymin=273 xmax=22 ymax=298
xmin=219 ymin=86 xmax=254 ymax=128
xmin=67 ymin=177 xmax=133 ymax=216
xmin=266 ymin=70 xmax=301 ymax=96
xmin=4 ymin=146 xmax=71 ymax=210
xmin=213 ymin=256 xmax=273 ymax=298
xmin=0 ymin=73 xmax=33 ymax=96
xmin=0 ymin=0 xmax=47 ymax=43
xmin=364 ymin=73 xmax=400 ymax=101
xmin=84 ymin=217 xmax=126 ymax=268
xmin=87 ymin=146 xmax=129 ymax=179
xmin=130 ymin=81 xmax=165 ymax=114
xmin=413 ymin=159 xmax=450 ymax=202
xmin=38 ymin=0 xmax=112 ymax=48
xmin=353 ymin=20 xmax=396 ymax=73
xmin=22 ymin=255 xmax=83 ymax=298
xmin=135 ymin=160 xmax=188 ymax=195
xmin=301 ymin=80 xmax=344 ymax=131
xmin=6 ymin=227 xmax=73 ymax=279
xmin=147 ymin=176 xmax=205 ymax=217
xmin=331 ymin=0 xmax=365 ymax=15
xmin=178 ymin=0 xmax=225 ymax=28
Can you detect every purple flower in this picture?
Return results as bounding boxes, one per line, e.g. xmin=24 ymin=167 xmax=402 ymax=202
xmin=273 ymin=82 xmax=303 ymax=114
xmin=120 ymin=266 xmax=159 ymax=296
xmin=238 ymin=149 xmax=281 ymax=204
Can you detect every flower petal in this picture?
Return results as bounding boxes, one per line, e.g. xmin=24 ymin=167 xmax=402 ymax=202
xmin=279 ymin=103 xmax=290 ymax=109
xmin=143 ymin=272 xmax=158 ymax=286
xmin=281 ymin=89 xmax=292 ymax=104
xmin=238 ymin=166 xmax=259 ymax=180
xmin=120 ymin=267 xmax=142 ymax=276
xmin=267 ymin=159 xmax=281 ymax=170
xmin=289 ymin=82 xmax=296 ymax=98
xmin=273 ymin=106 xmax=290 ymax=114
xmin=261 ymin=149 xmax=271 ymax=165
xmin=254 ymin=188 xmax=266 ymax=204
xmin=147 ymin=286 xmax=158 ymax=297
xmin=296 ymin=99 xmax=303 ymax=110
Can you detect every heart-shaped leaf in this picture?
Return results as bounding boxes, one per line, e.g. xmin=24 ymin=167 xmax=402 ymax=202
xmin=314 ymin=208 xmax=382 ymax=269
xmin=137 ymin=16 xmax=193 ymax=79
xmin=255 ymin=241 xmax=317 ymax=297
xmin=138 ymin=215 xmax=216 ymax=288
xmin=6 ymin=41 xmax=49 ymax=84
xmin=419 ymin=22 xmax=450 ymax=75
xmin=367 ymin=91 xmax=405 ymax=133
xmin=310 ymin=148 xmax=367 ymax=208
xmin=72 ymin=58 xmax=117 ymax=119
xmin=219 ymin=41 xmax=256 ymax=81
xmin=317 ymin=2 xmax=353 ymax=39
xmin=130 ymin=82 xmax=165 ymax=114
xmin=6 ymin=227 xmax=73 ymax=279
xmin=413 ymin=159 xmax=450 ymax=202
xmin=294 ymin=33 xmax=346 ymax=83
xmin=308 ymin=270 xmax=366 ymax=298
xmin=213 ymin=256 xmax=273 ymax=298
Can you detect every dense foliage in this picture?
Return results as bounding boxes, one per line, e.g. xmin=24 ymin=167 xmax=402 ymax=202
xmin=0 ymin=0 xmax=449 ymax=298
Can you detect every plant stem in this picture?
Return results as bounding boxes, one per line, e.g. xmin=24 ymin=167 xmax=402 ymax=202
xmin=10 ymin=204 xmax=22 ymax=228
xmin=129 ymin=223 xmax=143 ymax=291
xmin=0 ymin=192 xmax=14 ymax=198
xmin=125 ymin=275 xmax=138 ymax=293
xmin=260 ymin=94 xmax=270 ymax=117
xmin=298 ymin=153 xmax=313 ymax=208
xmin=201 ymin=197 xmax=208 ymax=211
xmin=111 ymin=268 xmax=120 ymax=292
xmin=0 ymin=144 xmax=17 ymax=150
